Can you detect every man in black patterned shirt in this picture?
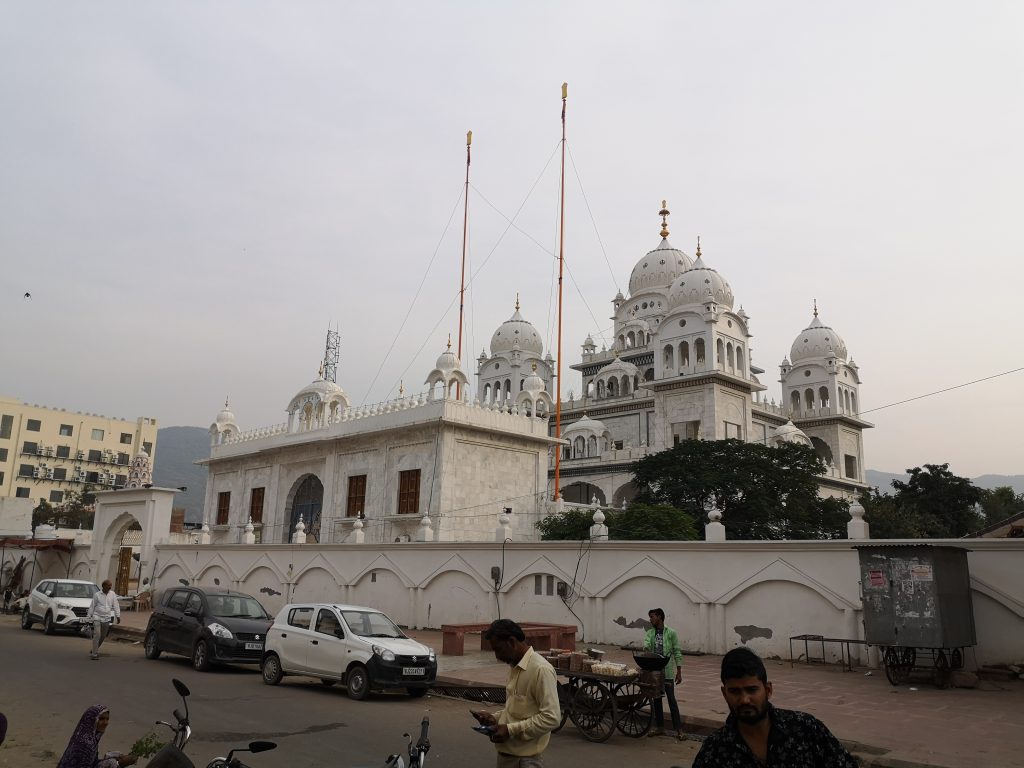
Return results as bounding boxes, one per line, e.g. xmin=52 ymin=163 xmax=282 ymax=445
xmin=692 ymin=648 xmax=857 ymax=768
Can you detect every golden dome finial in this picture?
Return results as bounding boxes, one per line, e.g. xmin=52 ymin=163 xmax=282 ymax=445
xmin=515 ymin=292 xmax=520 ymax=311
xmin=318 ymin=360 xmax=324 ymax=378
xmin=532 ymin=362 xmax=538 ymax=372
xmin=224 ymin=396 xmax=229 ymax=409
xmin=659 ymin=200 xmax=670 ymax=238
xmin=399 ymin=380 xmax=405 ymax=397
xmin=695 ymin=236 xmax=702 ymax=258
xmin=446 ymin=334 xmax=452 ymax=350
xmin=813 ymin=298 xmax=818 ymax=318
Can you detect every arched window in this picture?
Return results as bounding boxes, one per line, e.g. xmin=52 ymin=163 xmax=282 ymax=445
xmin=663 ymin=344 xmax=674 ymax=370
xmin=573 ymin=436 xmax=585 ymax=458
xmin=608 ymin=378 xmax=619 ymax=397
xmin=850 ymin=391 xmax=857 ymax=414
xmin=727 ymin=342 xmax=735 ymax=371
xmin=844 ymin=389 xmax=851 ymax=413
xmin=717 ymin=338 xmax=725 ymax=367
xmin=504 ymin=379 xmax=512 ymax=402
xmin=805 ymin=388 xmax=815 ymax=410
xmin=618 ymin=334 xmax=625 ymax=348
xmin=680 ymin=341 xmax=690 ymax=368
xmin=626 ymin=331 xmax=635 ymax=348
xmin=519 ymin=379 xmax=525 ymax=391
xmin=634 ymin=375 xmax=639 ymax=390
xmin=621 ymin=375 xmax=630 ymax=395
xmin=695 ymin=338 xmax=705 ymax=365
xmin=483 ymin=383 xmax=491 ymax=403
xmin=597 ymin=381 xmax=605 ymax=398
xmin=736 ymin=346 xmax=745 ymax=375
xmin=819 ymin=386 xmax=830 ymax=409
xmin=791 ymin=391 xmax=801 ymax=413
xmin=644 ymin=368 xmax=654 ymax=381
xmin=587 ymin=436 xmax=597 ymax=456
xmin=586 ymin=380 xmax=595 ymax=397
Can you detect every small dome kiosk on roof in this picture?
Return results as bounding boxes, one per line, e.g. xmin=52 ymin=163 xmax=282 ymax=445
xmin=667 ymin=238 xmax=735 ymax=311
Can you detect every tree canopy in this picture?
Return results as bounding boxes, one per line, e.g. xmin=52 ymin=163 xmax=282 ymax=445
xmin=978 ymin=486 xmax=1024 ymax=527
xmin=631 ymin=439 xmax=849 ymax=540
xmin=535 ymin=503 xmax=698 ymax=541
xmin=860 ymin=464 xmax=984 ymax=538
xmin=32 ymin=487 xmax=96 ymax=531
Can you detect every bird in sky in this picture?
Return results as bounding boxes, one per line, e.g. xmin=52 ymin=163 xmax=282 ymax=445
xmin=23 ymin=292 xmax=31 ymax=300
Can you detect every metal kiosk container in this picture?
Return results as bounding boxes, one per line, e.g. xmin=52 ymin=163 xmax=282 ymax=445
xmin=855 ymin=544 xmax=976 ymax=688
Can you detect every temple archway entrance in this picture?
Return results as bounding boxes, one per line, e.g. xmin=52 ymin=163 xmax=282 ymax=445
xmin=287 ymin=474 xmax=324 ymax=543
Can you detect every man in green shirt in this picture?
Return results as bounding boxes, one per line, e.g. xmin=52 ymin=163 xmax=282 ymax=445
xmin=473 ymin=619 xmax=561 ymax=767
xmin=643 ymin=607 xmax=684 ymax=738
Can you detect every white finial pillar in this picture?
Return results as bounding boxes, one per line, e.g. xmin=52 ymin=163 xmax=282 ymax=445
xmin=495 ymin=508 xmax=512 ymax=542
xmin=199 ymin=521 xmax=211 ymax=545
xmin=705 ymin=504 xmax=726 ymax=542
xmin=847 ymin=501 xmax=870 ymax=540
xmin=416 ymin=513 xmax=433 ymax=542
xmin=242 ymin=517 xmax=256 ymax=545
xmin=589 ymin=503 xmax=608 ymax=542
xmin=293 ymin=515 xmax=307 ymax=544
xmin=352 ymin=515 xmax=365 ymax=544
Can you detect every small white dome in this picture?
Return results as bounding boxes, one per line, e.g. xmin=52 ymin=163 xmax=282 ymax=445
xmin=565 ymin=413 xmax=610 ymax=437
xmin=772 ymin=419 xmax=812 ymax=446
xmin=523 ymin=364 xmax=545 ymax=395
xmin=288 ymin=373 xmax=349 ymax=413
xmin=597 ymin=355 xmax=640 ymax=379
xmin=490 ymin=303 xmax=544 ymax=356
xmin=667 ymin=245 xmax=734 ymax=311
xmin=434 ymin=344 xmax=461 ymax=376
xmin=628 ymin=239 xmax=693 ymax=296
xmin=215 ymin=398 xmax=236 ymax=426
xmin=790 ymin=314 xmax=848 ymax=363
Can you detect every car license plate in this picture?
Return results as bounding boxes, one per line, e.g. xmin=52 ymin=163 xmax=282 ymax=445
xmin=402 ymin=667 xmax=425 ymax=676
xmin=245 ymin=642 xmax=262 ymax=650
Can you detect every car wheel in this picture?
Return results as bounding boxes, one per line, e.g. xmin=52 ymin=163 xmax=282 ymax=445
xmin=144 ymin=631 xmax=162 ymax=660
xmin=262 ymin=654 xmax=283 ymax=685
xmin=346 ymin=665 xmax=370 ymax=701
xmin=43 ymin=612 xmax=55 ymax=635
xmin=192 ymin=639 xmax=212 ymax=672
xmin=21 ymin=608 xmax=33 ymax=630
xmin=320 ymin=678 xmax=337 ymax=687
xmin=407 ymin=687 xmax=428 ymax=698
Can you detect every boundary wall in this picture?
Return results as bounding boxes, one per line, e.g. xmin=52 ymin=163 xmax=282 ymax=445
xmin=42 ymin=539 xmax=1024 ymax=667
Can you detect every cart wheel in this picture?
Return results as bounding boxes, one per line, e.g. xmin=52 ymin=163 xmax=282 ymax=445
xmin=897 ymin=647 xmax=916 ymax=683
xmin=613 ymin=682 xmax=652 ymax=738
xmin=883 ymin=648 xmax=901 ymax=686
xmin=934 ymin=650 xmax=952 ymax=689
xmin=951 ymin=648 xmax=964 ymax=670
xmin=569 ymin=680 xmax=617 ymax=743
xmin=552 ymin=682 xmax=572 ymax=734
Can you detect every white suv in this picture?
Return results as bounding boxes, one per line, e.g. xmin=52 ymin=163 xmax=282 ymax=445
xmin=261 ymin=603 xmax=437 ymax=700
xmin=21 ymin=579 xmax=101 ymax=635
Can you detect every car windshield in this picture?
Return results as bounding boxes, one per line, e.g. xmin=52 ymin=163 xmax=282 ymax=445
xmin=340 ymin=610 xmax=406 ymax=639
xmin=205 ymin=595 xmax=268 ymax=619
xmin=54 ymin=583 xmax=100 ymax=599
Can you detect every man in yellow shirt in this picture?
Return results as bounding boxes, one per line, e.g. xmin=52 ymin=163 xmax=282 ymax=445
xmin=473 ymin=619 xmax=561 ymax=767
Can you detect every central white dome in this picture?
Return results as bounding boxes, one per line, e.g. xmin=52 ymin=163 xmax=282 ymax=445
xmin=790 ymin=314 xmax=848 ymax=363
xmin=667 ymin=247 xmax=735 ymax=311
xmin=628 ymin=239 xmax=693 ymax=296
xmin=490 ymin=305 xmax=544 ymax=356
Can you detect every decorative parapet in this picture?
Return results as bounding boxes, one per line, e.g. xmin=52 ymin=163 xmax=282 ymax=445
xmin=548 ymin=445 xmax=653 ymax=468
xmin=209 ymin=390 xmax=558 ymax=460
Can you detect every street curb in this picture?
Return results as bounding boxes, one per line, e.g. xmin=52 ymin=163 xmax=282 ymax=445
xmin=110 ymin=624 xmax=145 ymax=642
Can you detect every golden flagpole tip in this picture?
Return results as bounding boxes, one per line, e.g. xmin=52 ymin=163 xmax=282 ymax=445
xmin=466 ymin=130 xmax=472 ymax=146
xmin=561 ymin=82 xmax=568 ymax=99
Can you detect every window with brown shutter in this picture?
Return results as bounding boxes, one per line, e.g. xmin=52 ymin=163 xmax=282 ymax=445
xmin=347 ymin=475 xmax=367 ymax=517
xmin=249 ymin=487 xmax=265 ymax=524
xmin=397 ymin=469 xmax=420 ymax=514
xmin=216 ymin=491 xmax=231 ymax=525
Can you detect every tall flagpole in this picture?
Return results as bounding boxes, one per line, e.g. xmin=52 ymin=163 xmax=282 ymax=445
xmin=554 ymin=83 xmax=567 ymax=501
xmin=456 ymin=130 xmax=472 ymax=400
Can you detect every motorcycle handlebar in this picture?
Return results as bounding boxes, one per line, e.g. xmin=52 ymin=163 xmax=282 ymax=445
xmin=417 ymin=716 xmax=430 ymax=746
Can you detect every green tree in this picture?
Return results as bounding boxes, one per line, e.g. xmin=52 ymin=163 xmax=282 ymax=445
xmin=859 ymin=488 xmax=929 ymax=538
xmin=632 ymin=439 xmax=849 ymax=540
xmin=889 ymin=464 xmax=983 ymax=537
xmin=31 ymin=499 xmax=54 ymax=531
xmin=606 ymin=503 xmax=697 ymax=541
xmin=978 ymin=486 xmax=1024 ymax=526
xmin=49 ymin=486 xmax=97 ymax=529
xmin=535 ymin=503 xmax=698 ymax=541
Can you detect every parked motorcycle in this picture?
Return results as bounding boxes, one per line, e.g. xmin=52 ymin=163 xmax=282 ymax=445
xmin=147 ymin=679 xmax=277 ymax=768
xmin=379 ymin=715 xmax=431 ymax=768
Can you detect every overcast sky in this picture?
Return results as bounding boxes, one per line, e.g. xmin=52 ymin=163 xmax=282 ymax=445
xmin=2 ymin=2 xmax=1022 ymax=479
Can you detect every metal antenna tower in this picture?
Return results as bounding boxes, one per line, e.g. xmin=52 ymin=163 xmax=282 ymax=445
xmin=323 ymin=328 xmax=340 ymax=383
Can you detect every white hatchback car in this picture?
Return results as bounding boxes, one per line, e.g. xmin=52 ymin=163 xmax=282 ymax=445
xmin=21 ymin=579 xmax=101 ymax=635
xmin=261 ymin=603 xmax=437 ymax=700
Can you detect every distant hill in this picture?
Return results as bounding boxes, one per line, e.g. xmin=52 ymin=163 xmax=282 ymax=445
xmin=152 ymin=426 xmax=209 ymax=523
xmin=866 ymin=469 xmax=1024 ymax=495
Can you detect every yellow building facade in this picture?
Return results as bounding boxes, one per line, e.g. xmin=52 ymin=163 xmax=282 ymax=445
xmin=0 ymin=396 xmax=159 ymax=506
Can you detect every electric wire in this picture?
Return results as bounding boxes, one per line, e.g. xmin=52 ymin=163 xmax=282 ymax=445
xmin=567 ymin=144 xmax=621 ymax=297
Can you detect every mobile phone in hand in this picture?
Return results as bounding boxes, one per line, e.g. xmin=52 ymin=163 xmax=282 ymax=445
xmin=472 ymin=725 xmax=497 ymax=735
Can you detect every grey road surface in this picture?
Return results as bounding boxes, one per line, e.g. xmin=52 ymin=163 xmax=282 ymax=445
xmin=0 ymin=616 xmax=699 ymax=767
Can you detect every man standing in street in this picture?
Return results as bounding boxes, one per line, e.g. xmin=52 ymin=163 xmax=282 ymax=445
xmin=472 ymin=619 xmax=560 ymax=768
xmin=644 ymin=607 xmax=684 ymax=738
xmin=86 ymin=580 xmax=120 ymax=660
xmin=693 ymin=647 xmax=857 ymax=767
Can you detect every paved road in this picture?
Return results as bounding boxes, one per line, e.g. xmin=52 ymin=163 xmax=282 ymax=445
xmin=0 ymin=616 xmax=699 ymax=768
